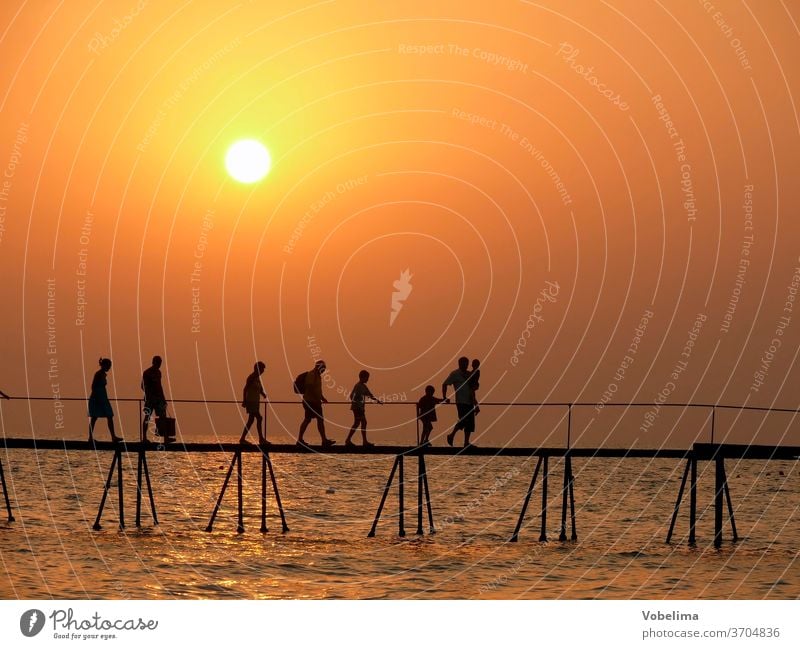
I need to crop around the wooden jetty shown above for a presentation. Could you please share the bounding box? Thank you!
[1,436,797,548]
[1,398,798,547]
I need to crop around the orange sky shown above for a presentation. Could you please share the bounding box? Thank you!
[1,1,799,446]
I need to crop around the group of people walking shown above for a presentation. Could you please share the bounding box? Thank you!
[88,355,169,443]
[87,355,483,448]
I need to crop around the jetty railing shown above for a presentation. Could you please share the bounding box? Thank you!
[1,395,799,547]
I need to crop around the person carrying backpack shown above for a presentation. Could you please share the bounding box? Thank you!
[296,360,336,447]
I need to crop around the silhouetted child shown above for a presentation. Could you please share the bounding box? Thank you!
[469,358,481,415]
[346,370,382,447]
[417,385,444,446]
[88,357,121,443]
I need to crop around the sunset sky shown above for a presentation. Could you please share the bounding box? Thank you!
[1,1,799,447]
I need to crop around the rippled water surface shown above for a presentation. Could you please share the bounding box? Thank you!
[1,449,798,599]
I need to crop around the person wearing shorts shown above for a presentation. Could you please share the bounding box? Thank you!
[442,356,477,448]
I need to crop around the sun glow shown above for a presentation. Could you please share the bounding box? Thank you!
[225,139,271,183]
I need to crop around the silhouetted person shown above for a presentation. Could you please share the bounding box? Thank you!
[345,370,382,447]
[240,361,267,445]
[442,356,477,448]
[297,360,335,447]
[469,358,481,415]
[88,357,121,443]
[141,355,167,443]
[417,385,445,446]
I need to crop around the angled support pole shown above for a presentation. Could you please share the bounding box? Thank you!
[422,454,435,534]
[688,453,697,546]
[236,449,244,534]
[93,447,122,531]
[723,462,738,542]
[205,450,238,532]
[368,455,401,537]
[510,456,542,542]
[714,454,724,548]
[559,453,577,541]
[415,452,435,535]
[263,451,289,533]
[135,447,158,527]
[666,456,691,544]
[0,455,14,522]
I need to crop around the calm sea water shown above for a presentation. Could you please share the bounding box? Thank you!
[0,449,798,599]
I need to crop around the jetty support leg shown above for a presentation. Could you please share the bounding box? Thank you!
[714,454,730,549]
[666,457,691,544]
[368,455,399,537]
[265,453,289,533]
[559,455,569,542]
[422,454,435,533]
[116,449,124,529]
[236,450,244,534]
[142,450,158,524]
[260,454,267,533]
[205,451,237,532]
[723,463,738,542]
[689,455,697,546]
[398,454,406,537]
[510,456,542,542]
[568,455,577,541]
[416,453,423,535]
[93,450,118,531]
[0,457,14,522]
[539,455,549,542]
[136,450,143,527]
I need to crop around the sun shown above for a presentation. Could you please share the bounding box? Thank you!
[225,139,271,183]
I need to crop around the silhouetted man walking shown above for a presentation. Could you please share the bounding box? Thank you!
[142,355,168,442]
[442,356,476,448]
[297,360,336,447]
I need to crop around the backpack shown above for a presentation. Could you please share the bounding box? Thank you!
[293,371,308,394]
